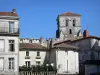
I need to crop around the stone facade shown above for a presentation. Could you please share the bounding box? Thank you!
[56,12,82,40]
[0,9,19,75]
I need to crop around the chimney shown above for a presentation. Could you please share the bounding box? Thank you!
[12,8,16,13]
[83,30,88,37]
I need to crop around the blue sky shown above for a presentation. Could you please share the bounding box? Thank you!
[0,0,100,39]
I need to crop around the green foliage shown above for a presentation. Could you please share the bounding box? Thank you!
[19,65,57,72]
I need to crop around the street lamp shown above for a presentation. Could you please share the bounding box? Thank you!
[46,64,49,71]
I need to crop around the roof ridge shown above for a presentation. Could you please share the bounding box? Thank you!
[59,12,81,16]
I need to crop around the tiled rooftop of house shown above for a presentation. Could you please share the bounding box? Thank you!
[0,12,18,16]
[54,43,79,50]
[20,43,47,50]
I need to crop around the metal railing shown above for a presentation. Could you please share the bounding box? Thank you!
[0,27,19,34]
[19,71,56,75]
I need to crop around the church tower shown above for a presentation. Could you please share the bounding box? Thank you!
[56,12,82,40]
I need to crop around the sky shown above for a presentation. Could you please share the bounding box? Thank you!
[0,0,100,39]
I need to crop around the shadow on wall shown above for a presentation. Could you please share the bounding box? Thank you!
[92,40,100,50]
[43,50,50,65]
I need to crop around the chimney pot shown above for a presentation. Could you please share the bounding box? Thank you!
[83,30,88,37]
[12,9,16,13]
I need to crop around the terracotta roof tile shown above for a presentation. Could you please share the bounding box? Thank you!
[53,43,79,50]
[59,12,81,16]
[20,43,47,50]
[0,12,18,16]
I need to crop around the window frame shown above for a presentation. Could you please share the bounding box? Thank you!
[37,52,40,56]
[73,19,76,26]
[65,20,69,26]
[26,51,29,56]
[25,61,30,67]
[9,22,14,33]
[8,58,14,70]
[69,29,72,34]
[9,40,15,52]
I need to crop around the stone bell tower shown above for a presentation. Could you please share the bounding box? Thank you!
[56,12,82,40]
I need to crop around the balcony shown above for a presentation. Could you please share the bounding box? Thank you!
[0,27,19,36]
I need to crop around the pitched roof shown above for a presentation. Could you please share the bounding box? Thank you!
[70,36,100,43]
[53,43,79,50]
[20,43,47,50]
[54,36,100,45]
[59,12,81,16]
[0,12,18,17]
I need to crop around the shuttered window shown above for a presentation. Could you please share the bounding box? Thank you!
[0,58,4,70]
[0,40,4,52]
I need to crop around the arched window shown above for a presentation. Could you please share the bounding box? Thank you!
[69,29,72,34]
[73,19,76,26]
[66,20,68,26]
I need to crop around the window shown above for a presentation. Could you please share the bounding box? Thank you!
[73,19,76,26]
[25,61,30,67]
[69,29,72,34]
[66,20,68,26]
[36,61,40,65]
[37,52,40,56]
[8,58,14,70]
[9,40,15,52]
[9,22,14,33]
[26,51,29,56]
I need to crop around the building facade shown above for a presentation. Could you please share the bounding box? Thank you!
[1,9,99,75]
[18,12,81,75]
[19,43,49,67]
[50,43,79,74]
[0,9,19,74]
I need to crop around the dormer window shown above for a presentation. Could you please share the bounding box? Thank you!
[73,19,76,26]
[66,20,69,26]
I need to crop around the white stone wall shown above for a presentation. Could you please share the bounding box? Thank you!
[19,38,48,47]
[19,39,40,43]
[0,36,19,73]
[58,16,81,37]
[19,50,49,66]
[72,38,100,62]
[50,49,79,74]
[71,38,100,74]
[72,39,91,63]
